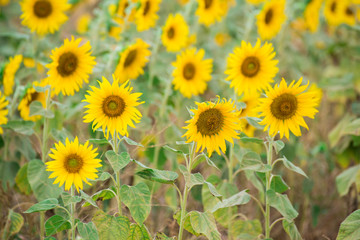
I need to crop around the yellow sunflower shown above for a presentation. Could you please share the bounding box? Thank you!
[172,48,213,98]
[183,98,242,157]
[2,55,23,96]
[109,0,137,39]
[46,137,101,192]
[77,14,91,34]
[239,92,259,118]
[215,33,231,47]
[114,38,151,83]
[246,0,266,5]
[0,0,9,6]
[135,0,161,32]
[240,119,256,137]
[161,14,189,52]
[0,91,9,134]
[225,39,279,96]
[304,0,323,33]
[83,75,144,139]
[256,0,286,40]
[257,78,319,139]
[18,81,47,121]
[20,0,70,35]
[339,0,357,26]
[324,0,342,26]
[196,0,227,26]
[177,0,190,5]
[45,36,96,96]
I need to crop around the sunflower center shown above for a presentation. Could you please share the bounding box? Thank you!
[123,2,129,16]
[167,27,175,39]
[27,92,39,106]
[330,1,336,12]
[241,56,260,77]
[204,0,213,9]
[33,0,52,18]
[64,154,83,173]
[124,50,137,68]
[183,63,196,80]
[57,52,78,77]
[270,93,298,120]
[265,8,273,24]
[102,95,126,117]
[143,1,150,16]
[345,7,354,16]
[196,108,224,136]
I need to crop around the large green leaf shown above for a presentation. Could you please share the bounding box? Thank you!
[280,157,308,178]
[239,151,271,172]
[266,190,298,221]
[2,120,35,135]
[337,209,360,240]
[61,192,82,207]
[211,190,250,213]
[120,183,151,225]
[230,219,262,239]
[256,173,289,194]
[2,210,24,239]
[105,151,131,172]
[0,160,20,191]
[136,168,178,184]
[29,101,54,118]
[336,165,360,196]
[282,220,302,240]
[92,210,130,240]
[173,211,199,236]
[25,198,59,213]
[77,222,99,240]
[15,163,32,195]
[83,188,116,207]
[45,215,71,236]
[273,140,285,154]
[27,160,62,201]
[80,190,99,208]
[190,211,221,240]
[127,223,150,240]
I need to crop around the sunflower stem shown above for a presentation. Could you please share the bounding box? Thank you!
[41,88,51,163]
[70,186,76,240]
[113,134,122,215]
[264,135,274,238]
[40,212,45,240]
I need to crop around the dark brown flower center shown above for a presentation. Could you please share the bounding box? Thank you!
[123,2,129,17]
[33,0,52,18]
[345,7,354,16]
[167,27,175,39]
[241,56,260,77]
[204,0,213,9]
[124,50,137,68]
[270,93,298,120]
[265,8,273,24]
[27,92,39,106]
[330,1,336,12]
[102,95,126,117]
[196,108,224,136]
[143,1,150,16]
[183,63,196,80]
[57,52,78,77]
[64,153,83,173]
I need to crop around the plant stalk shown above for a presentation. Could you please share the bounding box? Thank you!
[70,186,75,240]
[265,136,274,238]
[113,134,122,215]
[178,186,189,240]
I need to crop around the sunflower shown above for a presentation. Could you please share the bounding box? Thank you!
[0,91,9,134]
[239,92,260,118]
[46,137,101,192]
[177,0,190,5]
[257,78,319,139]
[83,75,144,139]
[77,14,91,34]
[0,0,9,6]
[114,39,151,83]
[109,0,137,39]
[172,48,213,98]
[246,0,266,5]
[18,82,47,121]
[304,0,323,32]
[183,98,242,157]
[195,0,227,26]
[20,0,70,35]
[339,0,356,26]
[45,36,96,96]
[324,0,342,26]
[135,0,161,32]
[2,55,23,96]
[225,39,279,96]
[240,119,256,137]
[215,33,231,47]
[256,0,286,40]
[161,14,189,52]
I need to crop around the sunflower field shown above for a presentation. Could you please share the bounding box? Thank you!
[0,0,360,239]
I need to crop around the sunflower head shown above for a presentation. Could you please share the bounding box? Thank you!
[20,0,71,35]
[83,75,144,139]
[135,0,161,31]
[195,0,227,26]
[304,0,322,33]
[183,97,242,156]
[77,14,91,34]
[161,14,189,52]
[3,55,23,96]
[47,137,101,192]
[18,81,47,121]
[257,78,319,139]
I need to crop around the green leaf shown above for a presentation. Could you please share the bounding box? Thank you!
[136,168,178,184]
[25,198,59,213]
[83,188,116,207]
[190,211,221,240]
[122,136,143,147]
[2,210,24,239]
[336,165,360,196]
[95,172,112,182]
[92,210,130,240]
[15,163,32,195]
[256,173,289,194]
[274,140,285,154]
[230,219,262,239]
[27,160,62,201]
[337,209,360,240]
[45,215,71,236]
[0,160,20,191]
[211,190,250,212]
[205,181,222,199]
[33,84,50,92]
[29,101,54,118]
[280,157,308,178]
[61,192,82,207]
[165,187,178,211]
[127,223,150,240]
[173,211,199,236]
[2,120,35,135]
[245,117,264,130]
[77,222,99,240]
[154,232,176,239]
[163,145,183,154]
[80,190,99,208]
[120,183,151,225]
[89,138,109,145]
[266,190,298,221]
[240,151,271,172]
[239,136,264,144]
[105,151,131,172]
[282,220,302,240]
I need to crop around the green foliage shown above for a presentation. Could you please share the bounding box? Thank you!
[127,223,150,240]
[0,160,20,191]
[45,215,71,236]
[24,198,59,213]
[105,151,131,172]
[15,163,32,195]
[190,211,221,240]
[257,173,289,194]
[2,120,35,135]
[29,101,54,118]
[239,151,271,172]
[230,219,262,240]
[77,222,99,240]
[80,190,99,208]
[211,190,250,213]
[337,209,360,240]
[2,210,24,240]
[173,211,200,236]
[83,188,116,207]
[336,164,360,196]
[61,192,82,207]
[136,168,178,184]
[92,210,130,240]
[266,190,298,221]
[279,156,308,178]
[283,220,302,240]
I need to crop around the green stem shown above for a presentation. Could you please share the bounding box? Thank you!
[113,134,122,215]
[70,187,75,240]
[40,212,45,240]
[265,136,274,238]
[178,186,189,240]
[148,29,161,89]
[41,88,51,163]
